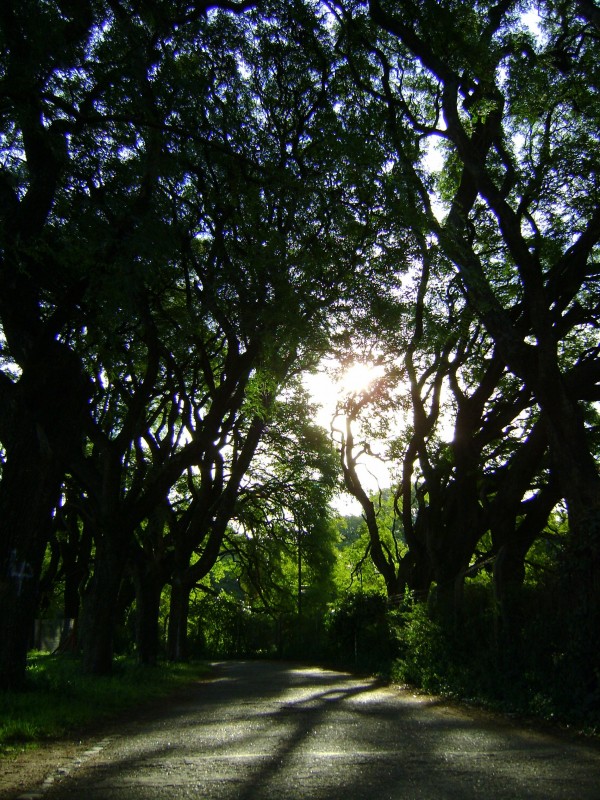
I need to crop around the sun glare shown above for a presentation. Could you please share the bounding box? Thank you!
[338,362,385,395]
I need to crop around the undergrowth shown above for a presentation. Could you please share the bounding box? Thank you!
[325,589,600,735]
[388,598,600,736]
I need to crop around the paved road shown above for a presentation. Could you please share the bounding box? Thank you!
[40,661,600,800]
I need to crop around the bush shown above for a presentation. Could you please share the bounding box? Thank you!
[326,591,396,672]
[390,603,457,693]
[386,580,600,731]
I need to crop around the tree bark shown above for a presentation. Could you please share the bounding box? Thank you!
[0,345,88,688]
[133,559,166,665]
[79,531,128,675]
[0,423,62,688]
[167,576,191,662]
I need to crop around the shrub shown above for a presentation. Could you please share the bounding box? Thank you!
[326,591,396,672]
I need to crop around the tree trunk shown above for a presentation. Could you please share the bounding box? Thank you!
[0,422,62,689]
[427,475,483,624]
[134,561,165,665]
[492,477,558,641]
[167,577,191,662]
[61,498,93,616]
[79,532,127,675]
[538,384,600,671]
[0,342,89,687]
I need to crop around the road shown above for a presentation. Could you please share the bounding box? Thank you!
[30,660,600,799]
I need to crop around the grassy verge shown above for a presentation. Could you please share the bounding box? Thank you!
[0,652,212,755]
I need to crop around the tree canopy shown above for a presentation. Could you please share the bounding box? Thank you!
[1,0,599,717]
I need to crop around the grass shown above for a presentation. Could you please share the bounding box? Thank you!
[0,652,212,755]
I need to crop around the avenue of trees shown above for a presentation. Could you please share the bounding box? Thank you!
[1,0,599,718]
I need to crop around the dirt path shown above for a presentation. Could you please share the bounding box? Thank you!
[2,661,600,799]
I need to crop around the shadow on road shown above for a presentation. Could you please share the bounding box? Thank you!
[43,660,600,800]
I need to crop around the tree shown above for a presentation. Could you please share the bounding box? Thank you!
[326,0,600,693]
[337,387,411,600]
[2,0,409,685]
[167,383,336,655]
[230,383,340,655]
[0,0,97,689]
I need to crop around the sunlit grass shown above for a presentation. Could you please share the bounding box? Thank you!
[0,652,211,755]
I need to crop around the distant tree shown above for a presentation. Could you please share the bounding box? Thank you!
[332,494,395,598]
[337,386,411,600]
[185,383,340,658]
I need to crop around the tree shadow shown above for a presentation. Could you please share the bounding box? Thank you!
[43,660,600,800]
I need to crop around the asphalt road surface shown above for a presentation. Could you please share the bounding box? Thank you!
[35,660,600,800]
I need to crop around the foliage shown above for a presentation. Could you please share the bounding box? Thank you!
[189,588,277,658]
[1,0,600,729]
[389,579,600,731]
[325,591,397,672]
[333,513,388,595]
[391,603,459,695]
